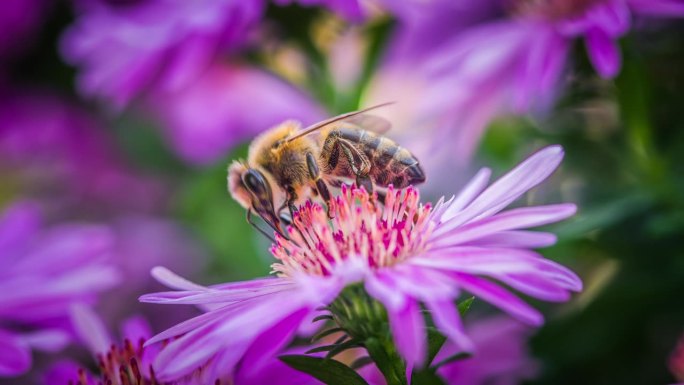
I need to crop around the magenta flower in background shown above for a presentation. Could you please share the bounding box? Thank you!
[44,305,321,385]
[0,90,164,213]
[140,145,581,381]
[410,0,684,163]
[436,316,538,385]
[148,63,324,164]
[0,202,119,377]
[670,331,684,384]
[61,0,264,109]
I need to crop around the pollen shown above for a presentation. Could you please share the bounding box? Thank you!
[270,185,434,277]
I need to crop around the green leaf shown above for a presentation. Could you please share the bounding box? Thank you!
[425,327,447,367]
[279,355,370,385]
[458,297,475,316]
[312,327,344,342]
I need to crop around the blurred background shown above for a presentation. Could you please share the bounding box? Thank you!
[1,0,684,384]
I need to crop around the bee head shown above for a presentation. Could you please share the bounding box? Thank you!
[227,161,283,236]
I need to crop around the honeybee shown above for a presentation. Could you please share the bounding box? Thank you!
[228,103,426,238]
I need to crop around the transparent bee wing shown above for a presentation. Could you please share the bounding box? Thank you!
[286,102,394,142]
[342,113,392,134]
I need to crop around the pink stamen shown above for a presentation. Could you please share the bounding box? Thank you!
[271,186,433,277]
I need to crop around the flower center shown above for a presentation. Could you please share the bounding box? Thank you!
[270,185,433,277]
[510,0,603,20]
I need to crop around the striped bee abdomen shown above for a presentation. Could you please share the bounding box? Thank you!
[323,126,426,189]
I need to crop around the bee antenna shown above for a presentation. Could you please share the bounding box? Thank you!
[286,102,395,143]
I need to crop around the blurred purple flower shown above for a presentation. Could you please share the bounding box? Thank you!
[670,330,684,383]
[0,202,119,377]
[61,0,264,109]
[0,91,165,213]
[436,316,538,385]
[397,0,684,163]
[44,305,319,385]
[148,63,324,165]
[0,0,47,61]
[139,145,580,380]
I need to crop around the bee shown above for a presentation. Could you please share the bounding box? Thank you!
[227,103,426,239]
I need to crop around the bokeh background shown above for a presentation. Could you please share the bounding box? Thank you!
[2,1,684,384]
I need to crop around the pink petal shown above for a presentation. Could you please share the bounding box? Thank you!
[20,329,70,353]
[387,298,426,368]
[70,304,111,355]
[150,266,208,291]
[453,273,544,326]
[440,168,492,222]
[587,1,632,36]
[425,300,474,352]
[0,329,31,376]
[461,230,558,248]
[585,27,621,78]
[433,204,577,244]
[437,146,565,232]
[629,0,684,16]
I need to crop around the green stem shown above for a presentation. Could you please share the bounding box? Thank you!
[364,337,408,385]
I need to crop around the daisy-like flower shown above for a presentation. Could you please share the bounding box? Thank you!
[419,0,684,162]
[45,305,321,385]
[61,0,264,109]
[0,201,119,377]
[141,145,581,381]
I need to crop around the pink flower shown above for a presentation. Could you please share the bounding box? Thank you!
[140,145,581,381]
[436,316,539,385]
[148,63,324,165]
[670,330,684,383]
[412,0,684,163]
[61,0,264,109]
[0,202,119,377]
[0,90,165,212]
[44,305,321,385]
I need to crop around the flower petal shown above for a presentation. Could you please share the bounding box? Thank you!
[433,204,577,244]
[436,145,565,232]
[585,27,621,78]
[425,300,474,352]
[0,329,31,376]
[453,273,544,326]
[70,304,112,355]
[387,298,426,368]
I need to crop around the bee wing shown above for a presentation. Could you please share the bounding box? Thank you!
[286,102,394,143]
[343,113,391,135]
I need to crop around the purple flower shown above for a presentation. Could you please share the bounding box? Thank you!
[670,331,684,383]
[406,0,684,163]
[148,63,324,165]
[140,145,581,381]
[0,90,165,212]
[44,305,320,385]
[436,316,538,385]
[0,202,119,377]
[61,0,264,109]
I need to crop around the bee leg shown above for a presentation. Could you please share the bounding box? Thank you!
[284,185,300,222]
[356,174,374,195]
[246,208,277,243]
[306,152,334,218]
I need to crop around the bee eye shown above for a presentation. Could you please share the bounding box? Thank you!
[242,169,269,196]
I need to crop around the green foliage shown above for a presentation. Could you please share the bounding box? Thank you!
[279,355,370,385]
